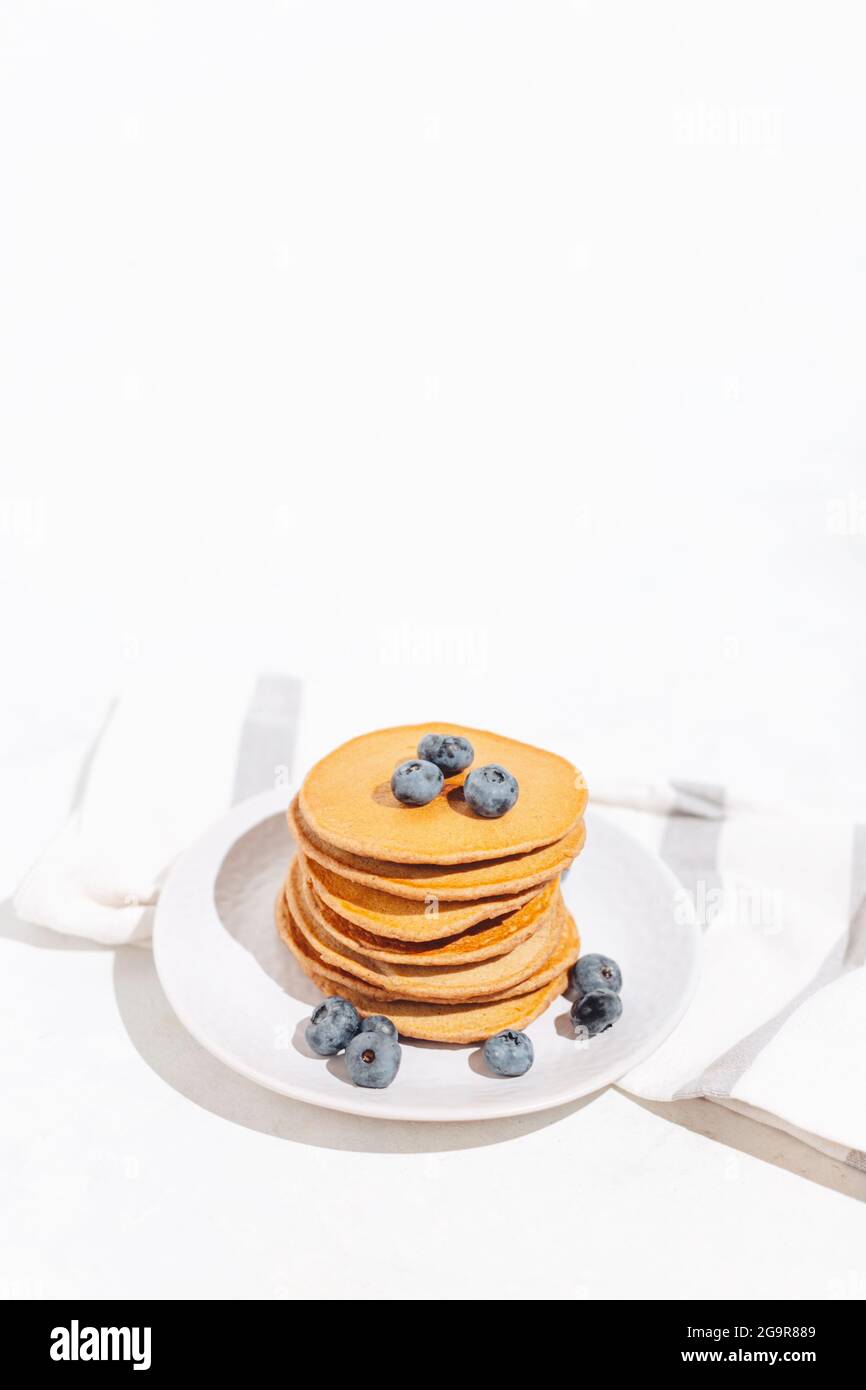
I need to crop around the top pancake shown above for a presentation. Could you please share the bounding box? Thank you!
[299,723,587,864]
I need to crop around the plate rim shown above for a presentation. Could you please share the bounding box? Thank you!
[153,787,701,1123]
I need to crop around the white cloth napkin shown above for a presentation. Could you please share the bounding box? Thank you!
[599,780,866,1170]
[12,673,301,945]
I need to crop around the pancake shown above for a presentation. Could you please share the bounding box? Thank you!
[288,796,586,901]
[299,723,587,864]
[303,862,557,965]
[305,854,541,939]
[287,855,564,1002]
[500,900,580,998]
[274,890,391,1000]
[307,967,571,1044]
[276,891,580,1039]
[298,877,579,1004]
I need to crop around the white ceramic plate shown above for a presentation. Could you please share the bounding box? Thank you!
[153,788,699,1122]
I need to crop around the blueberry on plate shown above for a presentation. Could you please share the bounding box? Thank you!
[482,1029,534,1076]
[305,996,361,1056]
[359,1014,398,1041]
[391,758,444,807]
[570,988,623,1037]
[345,1031,402,1088]
[464,764,519,818]
[572,953,622,998]
[417,733,474,776]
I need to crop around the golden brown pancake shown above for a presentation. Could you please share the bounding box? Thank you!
[502,901,580,998]
[274,889,391,1000]
[308,967,571,1044]
[305,854,541,938]
[288,796,586,902]
[287,855,563,1002]
[299,723,587,864]
[275,889,580,1039]
[302,862,556,965]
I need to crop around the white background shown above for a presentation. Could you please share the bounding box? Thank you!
[2,1,866,1299]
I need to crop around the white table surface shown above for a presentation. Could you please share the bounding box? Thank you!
[3,1,866,1299]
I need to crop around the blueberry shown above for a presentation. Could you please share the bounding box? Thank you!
[572,953,622,997]
[391,759,444,807]
[464,764,519,818]
[570,988,623,1037]
[417,733,474,777]
[359,1014,398,1041]
[345,1031,402,1088]
[482,1029,534,1076]
[305,996,361,1056]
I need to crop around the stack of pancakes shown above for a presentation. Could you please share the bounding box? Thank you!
[277,724,587,1043]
